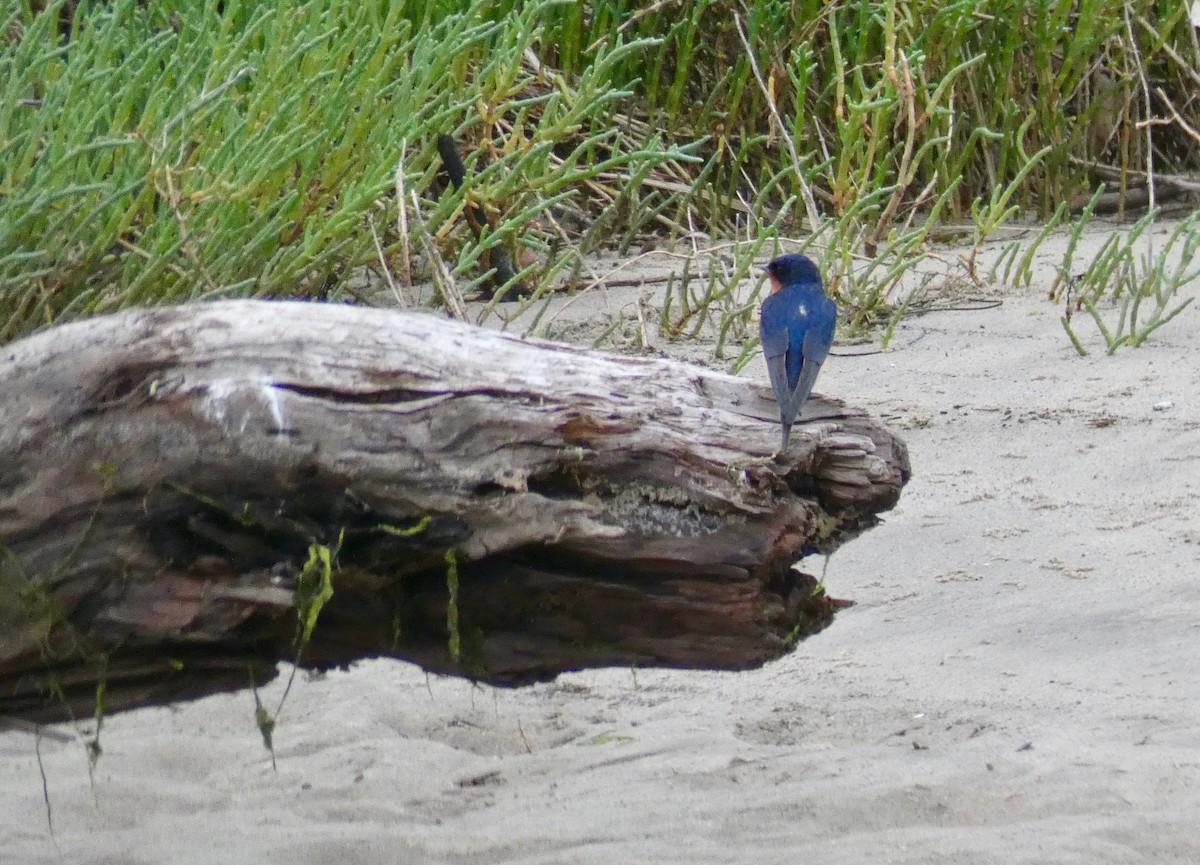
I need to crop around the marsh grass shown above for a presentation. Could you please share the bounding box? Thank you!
[495,0,1200,353]
[1056,209,1200,355]
[3,0,1200,347]
[0,0,696,339]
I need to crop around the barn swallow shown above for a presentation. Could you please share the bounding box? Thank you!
[759,253,837,451]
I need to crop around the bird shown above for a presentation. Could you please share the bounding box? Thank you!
[759,253,837,451]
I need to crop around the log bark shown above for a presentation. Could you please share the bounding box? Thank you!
[0,301,909,720]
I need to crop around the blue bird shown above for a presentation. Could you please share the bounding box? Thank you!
[759,253,837,451]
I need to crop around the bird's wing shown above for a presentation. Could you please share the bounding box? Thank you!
[758,293,790,359]
[788,292,838,418]
[766,352,797,428]
[789,357,823,419]
[801,293,837,364]
[759,294,794,421]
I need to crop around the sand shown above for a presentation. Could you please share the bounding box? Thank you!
[2,222,1199,864]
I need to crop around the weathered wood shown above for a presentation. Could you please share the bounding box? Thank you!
[0,301,909,720]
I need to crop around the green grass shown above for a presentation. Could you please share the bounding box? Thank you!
[2,0,1199,350]
[1057,208,1199,355]
[0,0,695,338]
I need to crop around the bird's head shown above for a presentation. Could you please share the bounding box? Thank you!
[764,253,823,293]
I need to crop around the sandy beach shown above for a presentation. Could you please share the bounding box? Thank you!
[2,223,1199,864]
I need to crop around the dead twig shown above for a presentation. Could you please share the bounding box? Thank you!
[733,11,822,233]
[1124,5,1156,212]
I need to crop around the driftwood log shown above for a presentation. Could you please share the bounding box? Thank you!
[0,301,909,720]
